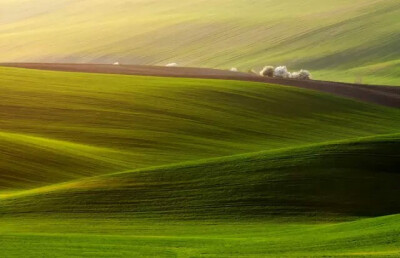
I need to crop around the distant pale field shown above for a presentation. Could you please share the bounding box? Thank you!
[0,0,399,85]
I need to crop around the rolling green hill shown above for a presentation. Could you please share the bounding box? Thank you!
[1,136,400,257]
[2,134,400,219]
[1,67,399,190]
[0,67,399,257]
[1,0,400,85]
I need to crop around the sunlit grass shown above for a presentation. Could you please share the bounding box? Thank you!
[1,0,399,84]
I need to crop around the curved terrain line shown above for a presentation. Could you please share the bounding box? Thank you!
[3,132,398,201]
[1,63,399,108]
[0,130,133,166]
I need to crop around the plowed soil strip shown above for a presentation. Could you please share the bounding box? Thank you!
[2,63,399,108]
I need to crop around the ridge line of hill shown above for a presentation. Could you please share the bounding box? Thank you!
[1,63,399,108]
[2,132,398,201]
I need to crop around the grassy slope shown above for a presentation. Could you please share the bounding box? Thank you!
[1,215,399,257]
[1,136,400,257]
[1,0,399,85]
[0,134,400,257]
[2,134,400,218]
[1,68,399,257]
[1,67,399,190]
[0,131,138,189]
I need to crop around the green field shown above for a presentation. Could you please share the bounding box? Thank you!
[0,67,398,189]
[2,133,400,217]
[0,67,399,256]
[1,0,400,85]
[1,215,399,257]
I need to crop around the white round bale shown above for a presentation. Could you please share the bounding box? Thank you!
[274,66,291,79]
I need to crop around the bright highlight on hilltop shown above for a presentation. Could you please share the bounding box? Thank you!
[1,0,400,85]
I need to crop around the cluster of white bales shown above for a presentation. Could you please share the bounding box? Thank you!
[161,63,311,80]
[113,61,311,80]
[259,66,311,80]
[230,65,311,80]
